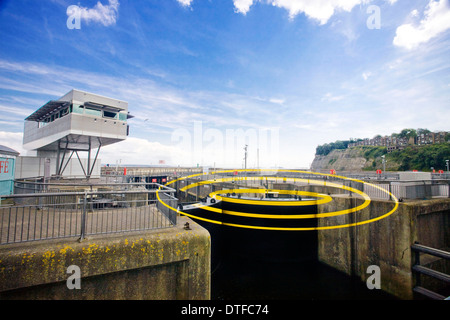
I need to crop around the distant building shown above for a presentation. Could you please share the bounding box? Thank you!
[387,145,399,153]
[348,130,449,152]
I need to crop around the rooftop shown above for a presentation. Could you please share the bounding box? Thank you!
[25,89,133,122]
[0,145,20,156]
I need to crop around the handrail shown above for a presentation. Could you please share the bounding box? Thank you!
[411,243,450,260]
[0,189,178,245]
[2,185,176,199]
[411,243,450,300]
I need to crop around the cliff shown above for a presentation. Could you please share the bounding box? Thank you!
[311,148,367,172]
[311,146,400,172]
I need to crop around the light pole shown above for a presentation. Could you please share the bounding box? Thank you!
[446,160,449,173]
[244,144,248,170]
[381,155,386,173]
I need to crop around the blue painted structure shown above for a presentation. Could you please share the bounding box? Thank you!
[0,145,19,196]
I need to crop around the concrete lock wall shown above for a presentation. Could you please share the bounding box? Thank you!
[317,197,450,299]
[0,216,210,300]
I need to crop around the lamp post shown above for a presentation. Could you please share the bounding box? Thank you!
[244,144,248,170]
[446,160,449,173]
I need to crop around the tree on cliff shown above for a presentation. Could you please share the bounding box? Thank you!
[316,140,350,156]
[389,143,450,171]
[399,128,417,140]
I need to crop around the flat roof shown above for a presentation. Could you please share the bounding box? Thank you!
[25,89,132,122]
[0,145,20,156]
[25,99,133,122]
[25,100,70,122]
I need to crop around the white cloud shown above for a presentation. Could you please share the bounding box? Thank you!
[67,0,120,26]
[231,0,400,24]
[176,0,193,7]
[233,0,255,14]
[232,0,366,24]
[271,0,364,24]
[393,0,450,50]
[101,137,185,166]
[322,92,344,102]
[269,98,285,104]
[0,131,26,156]
[362,71,372,80]
[0,104,33,118]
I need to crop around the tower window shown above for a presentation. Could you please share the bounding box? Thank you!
[103,111,117,119]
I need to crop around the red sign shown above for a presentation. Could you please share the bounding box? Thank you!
[376,169,382,174]
[234,171,238,175]
[123,167,127,175]
[162,178,167,183]
[0,160,9,174]
[152,178,157,183]
[330,169,336,175]
[438,170,444,174]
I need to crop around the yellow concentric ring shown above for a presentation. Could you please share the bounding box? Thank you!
[156,169,399,231]
[212,189,333,206]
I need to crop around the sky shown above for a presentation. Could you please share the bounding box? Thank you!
[0,0,449,169]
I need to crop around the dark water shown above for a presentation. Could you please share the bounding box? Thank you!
[211,256,397,300]
[201,223,397,300]
[185,200,397,300]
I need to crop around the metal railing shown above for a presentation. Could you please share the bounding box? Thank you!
[361,180,450,200]
[13,179,172,194]
[411,243,450,300]
[156,191,178,226]
[0,187,178,245]
[183,172,450,201]
[101,166,202,177]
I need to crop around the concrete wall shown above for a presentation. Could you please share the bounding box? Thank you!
[0,216,210,300]
[317,197,450,299]
[15,156,101,179]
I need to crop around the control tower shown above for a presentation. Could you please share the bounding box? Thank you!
[23,89,133,179]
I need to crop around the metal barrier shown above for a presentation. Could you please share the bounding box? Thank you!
[179,172,450,201]
[0,187,178,245]
[411,243,450,300]
[363,180,450,200]
[13,179,171,193]
[156,191,178,226]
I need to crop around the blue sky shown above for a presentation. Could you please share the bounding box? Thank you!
[0,0,449,168]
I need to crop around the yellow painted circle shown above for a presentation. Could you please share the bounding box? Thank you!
[156,169,399,231]
[212,189,333,206]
